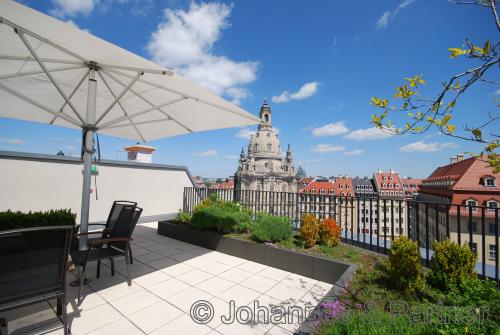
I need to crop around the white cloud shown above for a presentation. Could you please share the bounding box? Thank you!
[147,2,258,103]
[377,12,391,29]
[65,19,90,33]
[235,127,255,140]
[377,0,416,29]
[345,149,363,156]
[225,87,250,105]
[223,155,239,160]
[311,144,345,153]
[344,127,392,141]
[494,88,500,95]
[312,121,349,137]
[193,149,218,157]
[50,0,96,17]
[272,82,320,103]
[0,138,24,145]
[399,141,459,152]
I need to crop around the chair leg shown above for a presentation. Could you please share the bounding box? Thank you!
[124,252,132,286]
[77,266,86,306]
[62,294,69,335]
[129,246,133,264]
[96,260,101,279]
[110,258,115,276]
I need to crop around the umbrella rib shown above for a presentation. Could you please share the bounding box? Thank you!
[96,71,146,142]
[0,81,81,127]
[17,31,85,125]
[97,97,188,129]
[1,17,88,63]
[105,68,260,123]
[94,71,143,126]
[0,54,85,66]
[98,63,173,76]
[50,69,90,125]
[102,118,172,130]
[101,69,193,132]
[0,65,85,80]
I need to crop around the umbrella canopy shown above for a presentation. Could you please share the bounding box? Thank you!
[0,0,259,246]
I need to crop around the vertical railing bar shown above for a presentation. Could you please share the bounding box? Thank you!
[390,199,394,242]
[481,206,486,278]
[425,204,430,267]
[457,205,461,245]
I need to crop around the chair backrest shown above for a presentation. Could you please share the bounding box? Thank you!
[106,201,137,230]
[108,206,142,252]
[0,226,73,307]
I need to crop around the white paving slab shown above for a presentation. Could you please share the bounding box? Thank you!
[5,222,338,335]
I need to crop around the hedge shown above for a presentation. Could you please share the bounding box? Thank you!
[0,209,76,231]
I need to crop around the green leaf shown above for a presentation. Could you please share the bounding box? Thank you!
[442,115,452,125]
[448,48,464,58]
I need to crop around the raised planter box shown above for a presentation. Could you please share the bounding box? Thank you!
[157,220,357,285]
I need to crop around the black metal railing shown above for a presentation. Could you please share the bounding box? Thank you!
[183,187,499,285]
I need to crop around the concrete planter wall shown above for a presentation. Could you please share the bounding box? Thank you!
[157,221,357,285]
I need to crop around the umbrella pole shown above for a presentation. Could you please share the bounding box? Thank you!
[79,66,97,250]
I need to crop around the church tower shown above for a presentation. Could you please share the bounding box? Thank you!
[235,100,297,197]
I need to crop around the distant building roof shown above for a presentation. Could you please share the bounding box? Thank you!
[211,179,234,190]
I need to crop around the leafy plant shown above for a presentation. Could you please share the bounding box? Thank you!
[370,1,500,172]
[319,217,341,247]
[300,214,320,248]
[315,308,433,335]
[0,209,76,231]
[428,240,477,291]
[387,236,425,295]
[190,205,251,234]
[250,213,293,243]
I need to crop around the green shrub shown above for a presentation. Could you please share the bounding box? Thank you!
[190,206,251,234]
[0,209,76,231]
[387,236,425,295]
[300,214,320,248]
[177,210,191,223]
[250,213,293,243]
[428,240,477,291]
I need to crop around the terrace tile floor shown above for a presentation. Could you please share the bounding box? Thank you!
[2,222,337,335]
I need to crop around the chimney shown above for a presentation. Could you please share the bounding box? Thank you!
[450,156,458,164]
[124,144,156,163]
[390,169,395,174]
[377,169,382,174]
[456,154,464,162]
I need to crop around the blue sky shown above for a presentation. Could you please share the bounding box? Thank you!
[1,0,497,178]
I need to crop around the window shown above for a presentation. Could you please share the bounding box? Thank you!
[489,245,497,261]
[467,242,478,253]
[320,189,326,194]
[267,143,272,150]
[311,189,317,194]
[485,178,495,187]
[267,132,270,137]
[340,184,344,189]
[390,176,393,181]
[382,176,387,181]
[489,223,498,234]
[389,184,393,189]
[468,222,477,232]
[382,183,387,188]
[466,200,477,211]
[487,201,498,212]
[328,189,335,195]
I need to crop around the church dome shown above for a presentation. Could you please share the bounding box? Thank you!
[249,128,281,159]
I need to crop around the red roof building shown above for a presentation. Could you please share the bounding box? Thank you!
[301,176,353,197]
[211,179,235,190]
[373,169,405,199]
[402,177,422,198]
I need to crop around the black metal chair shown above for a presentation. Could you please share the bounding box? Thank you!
[0,226,73,335]
[75,200,137,263]
[71,205,142,305]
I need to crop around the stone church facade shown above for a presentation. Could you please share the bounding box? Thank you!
[234,100,298,195]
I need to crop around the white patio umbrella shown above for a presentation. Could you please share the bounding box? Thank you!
[0,0,259,248]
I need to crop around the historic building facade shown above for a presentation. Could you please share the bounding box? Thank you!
[234,100,298,196]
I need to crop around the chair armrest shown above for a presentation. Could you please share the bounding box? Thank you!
[88,237,130,247]
[74,231,104,237]
[75,223,106,232]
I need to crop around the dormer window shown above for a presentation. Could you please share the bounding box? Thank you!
[485,178,495,187]
[320,189,326,194]
[382,183,387,188]
[328,189,335,195]
[382,176,387,181]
